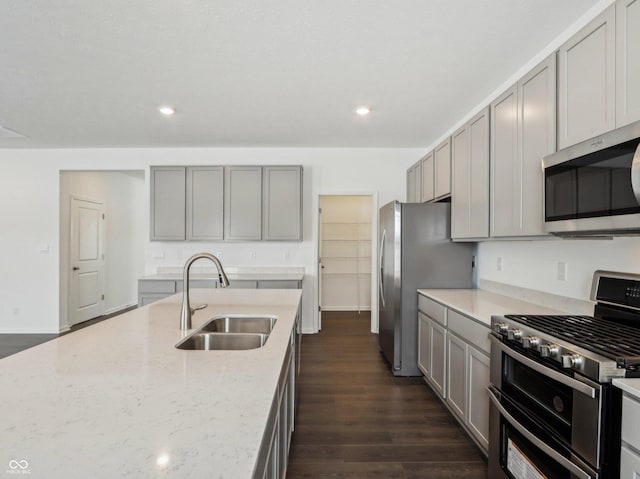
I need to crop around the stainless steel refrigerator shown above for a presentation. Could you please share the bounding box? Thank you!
[378,201,474,376]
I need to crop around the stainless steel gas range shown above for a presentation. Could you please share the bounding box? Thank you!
[489,271,640,479]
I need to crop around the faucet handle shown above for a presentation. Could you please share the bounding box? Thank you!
[191,304,208,314]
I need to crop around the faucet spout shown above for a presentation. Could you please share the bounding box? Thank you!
[180,253,230,330]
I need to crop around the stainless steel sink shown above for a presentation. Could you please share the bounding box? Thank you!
[176,332,269,350]
[199,316,277,334]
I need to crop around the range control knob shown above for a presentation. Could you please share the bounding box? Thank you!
[561,354,583,368]
[522,336,540,349]
[540,343,560,358]
[493,323,508,334]
[507,329,523,341]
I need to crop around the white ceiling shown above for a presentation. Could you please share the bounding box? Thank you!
[0,0,601,148]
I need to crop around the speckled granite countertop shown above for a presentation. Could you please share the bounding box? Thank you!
[0,289,302,478]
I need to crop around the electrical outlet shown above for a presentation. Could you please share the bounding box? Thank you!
[216,252,223,259]
[284,251,291,261]
[497,257,503,272]
[251,251,256,260]
[557,262,568,281]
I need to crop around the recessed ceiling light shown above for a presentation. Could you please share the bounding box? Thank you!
[158,106,175,116]
[355,106,371,116]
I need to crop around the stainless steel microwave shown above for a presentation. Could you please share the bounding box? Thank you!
[543,119,640,236]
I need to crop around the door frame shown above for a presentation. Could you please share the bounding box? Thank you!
[315,191,379,334]
[68,195,106,328]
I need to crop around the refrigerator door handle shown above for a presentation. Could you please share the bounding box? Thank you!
[379,229,386,308]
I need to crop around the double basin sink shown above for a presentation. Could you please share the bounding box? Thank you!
[176,315,277,350]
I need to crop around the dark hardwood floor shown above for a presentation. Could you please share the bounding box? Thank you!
[0,306,136,360]
[287,311,487,479]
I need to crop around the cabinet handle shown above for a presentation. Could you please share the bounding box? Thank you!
[72,266,80,271]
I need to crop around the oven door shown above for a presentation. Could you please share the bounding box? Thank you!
[489,336,602,479]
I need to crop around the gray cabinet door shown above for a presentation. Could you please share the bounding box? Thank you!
[616,0,640,127]
[430,320,446,399]
[186,166,224,240]
[452,108,489,239]
[558,5,615,149]
[224,166,262,240]
[420,152,435,202]
[451,124,469,238]
[467,345,490,453]
[491,56,555,238]
[468,108,490,238]
[406,162,420,203]
[519,55,556,236]
[417,312,431,377]
[490,86,519,238]
[262,166,302,241]
[434,137,452,199]
[150,166,186,240]
[446,332,467,421]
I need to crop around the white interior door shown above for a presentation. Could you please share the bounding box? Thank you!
[69,197,105,326]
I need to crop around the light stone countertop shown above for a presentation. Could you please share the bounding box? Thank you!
[613,378,640,398]
[417,289,565,327]
[0,288,302,478]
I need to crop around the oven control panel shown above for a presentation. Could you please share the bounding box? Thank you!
[492,321,593,377]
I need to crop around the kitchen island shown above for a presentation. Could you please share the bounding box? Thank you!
[0,288,302,478]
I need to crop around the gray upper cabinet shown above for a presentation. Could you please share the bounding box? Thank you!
[452,108,490,240]
[490,55,556,237]
[490,86,518,238]
[434,137,452,199]
[186,166,224,241]
[150,167,186,240]
[262,166,302,241]
[224,166,263,241]
[420,152,435,203]
[406,161,422,203]
[616,0,640,127]
[519,56,556,235]
[558,5,615,149]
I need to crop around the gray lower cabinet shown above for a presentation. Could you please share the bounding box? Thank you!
[558,4,615,149]
[263,166,302,241]
[150,167,186,240]
[621,394,640,478]
[451,108,490,240]
[446,332,466,421]
[616,0,640,127]
[417,293,490,455]
[186,166,224,240]
[490,54,555,238]
[254,316,299,479]
[225,166,263,241]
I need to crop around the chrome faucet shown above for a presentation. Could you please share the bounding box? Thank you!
[180,252,230,330]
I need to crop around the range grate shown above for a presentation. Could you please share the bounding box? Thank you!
[504,314,640,361]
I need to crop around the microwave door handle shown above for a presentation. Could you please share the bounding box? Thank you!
[489,335,597,399]
[631,143,640,205]
[488,386,595,479]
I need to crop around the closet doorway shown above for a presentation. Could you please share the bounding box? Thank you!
[318,195,374,329]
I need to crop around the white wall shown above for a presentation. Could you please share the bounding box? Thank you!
[478,238,640,301]
[0,148,419,333]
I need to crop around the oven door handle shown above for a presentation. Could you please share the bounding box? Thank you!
[488,386,596,479]
[490,335,597,399]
